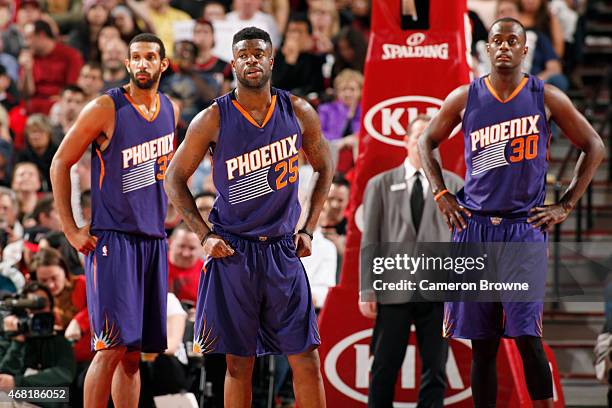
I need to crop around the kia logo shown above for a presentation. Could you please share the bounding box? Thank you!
[324,329,473,407]
[406,33,426,46]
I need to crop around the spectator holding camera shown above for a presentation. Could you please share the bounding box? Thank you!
[30,248,91,363]
[0,281,76,392]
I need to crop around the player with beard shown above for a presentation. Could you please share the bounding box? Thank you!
[50,33,179,408]
[165,27,333,407]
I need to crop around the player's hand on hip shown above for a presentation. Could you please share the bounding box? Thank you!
[358,301,377,319]
[294,232,312,257]
[436,193,471,232]
[204,235,234,258]
[66,225,97,255]
[528,204,571,230]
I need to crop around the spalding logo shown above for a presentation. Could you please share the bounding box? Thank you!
[324,329,473,407]
[382,33,449,60]
[363,95,445,147]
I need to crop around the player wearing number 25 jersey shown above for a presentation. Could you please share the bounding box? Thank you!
[192,87,321,356]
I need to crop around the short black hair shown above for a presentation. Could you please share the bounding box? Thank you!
[31,194,54,223]
[288,12,312,35]
[332,173,350,189]
[22,281,55,310]
[62,84,85,96]
[232,27,272,47]
[175,40,198,57]
[129,33,166,59]
[33,19,54,39]
[488,17,526,41]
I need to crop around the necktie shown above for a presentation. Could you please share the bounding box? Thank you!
[411,171,424,233]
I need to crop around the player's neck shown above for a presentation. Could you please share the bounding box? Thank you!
[126,84,158,109]
[235,84,272,110]
[488,70,525,98]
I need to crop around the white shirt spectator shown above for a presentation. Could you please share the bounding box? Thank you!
[167,292,188,365]
[301,229,337,309]
[212,11,281,62]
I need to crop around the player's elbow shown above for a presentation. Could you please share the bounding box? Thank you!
[163,165,182,196]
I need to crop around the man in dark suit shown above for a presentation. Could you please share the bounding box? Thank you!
[359,115,463,408]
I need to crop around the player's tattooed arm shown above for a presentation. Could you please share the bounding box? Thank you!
[164,104,234,258]
[528,85,605,229]
[418,85,471,232]
[51,95,115,253]
[292,95,333,256]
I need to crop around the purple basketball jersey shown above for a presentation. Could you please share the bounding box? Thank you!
[456,75,551,216]
[209,88,302,237]
[90,88,175,238]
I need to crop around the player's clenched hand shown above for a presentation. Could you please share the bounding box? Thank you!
[204,235,234,258]
[358,301,377,319]
[66,225,97,254]
[435,193,471,232]
[527,203,571,230]
[294,232,312,257]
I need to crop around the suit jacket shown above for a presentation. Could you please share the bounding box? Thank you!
[360,165,464,304]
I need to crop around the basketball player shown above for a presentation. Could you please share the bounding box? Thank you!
[418,18,604,407]
[50,34,179,408]
[164,27,333,407]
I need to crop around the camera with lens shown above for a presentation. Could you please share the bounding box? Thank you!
[0,294,55,338]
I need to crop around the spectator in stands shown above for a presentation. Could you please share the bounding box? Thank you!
[0,137,11,188]
[110,4,150,44]
[162,40,217,123]
[168,223,204,305]
[301,226,337,309]
[30,248,87,341]
[96,25,122,62]
[0,281,76,392]
[11,162,42,219]
[100,37,129,90]
[496,0,569,92]
[80,190,91,225]
[15,114,58,190]
[272,13,325,96]
[77,62,105,103]
[170,0,206,19]
[193,18,233,95]
[129,0,191,58]
[18,19,83,115]
[24,194,62,246]
[308,0,339,55]
[39,231,84,276]
[332,26,367,79]
[50,85,86,142]
[263,0,290,34]
[202,0,226,21]
[0,187,24,246]
[348,0,370,37]
[67,0,111,62]
[139,292,189,406]
[194,191,215,226]
[0,37,18,83]
[319,174,350,277]
[3,0,39,58]
[225,0,281,50]
[70,151,92,229]
[318,69,362,172]
[518,0,565,58]
[0,228,24,295]
[0,64,21,113]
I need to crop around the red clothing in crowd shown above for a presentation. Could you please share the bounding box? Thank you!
[28,42,83,114]
[55,275,93,362]
[168,258,204,304]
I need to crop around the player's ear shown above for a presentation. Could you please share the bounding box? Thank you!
[124,58,130,72]
[160,57,170,73]
[523,45,528,56]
